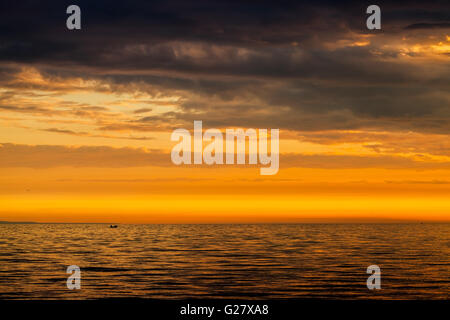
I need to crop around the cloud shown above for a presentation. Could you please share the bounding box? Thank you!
[281,153,450,170]
[41,128,154,141]
[0,0,448,139]
[0,143,168,168]
[385,180,450,184]
[133,108,152,114]
[405,23,450,30]
[291,130,450,156]
[1,143,450,170]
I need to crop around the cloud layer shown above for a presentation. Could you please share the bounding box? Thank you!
[0,0,448,137]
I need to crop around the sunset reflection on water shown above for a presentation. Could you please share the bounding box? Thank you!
[0,223,449,299]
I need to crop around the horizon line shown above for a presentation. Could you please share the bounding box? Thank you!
[1,220,449,225]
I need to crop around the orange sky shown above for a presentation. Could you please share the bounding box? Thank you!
[0,12,449,223]
[1,161,449,223]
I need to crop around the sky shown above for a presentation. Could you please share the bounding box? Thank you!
[0,0,449,223]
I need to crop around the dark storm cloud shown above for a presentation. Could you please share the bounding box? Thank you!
[1,0,446,65]
[0,0,449,133]
[0,0,358,51]
[405,22,450,29]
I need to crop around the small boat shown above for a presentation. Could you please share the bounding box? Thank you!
[109,225,118,228]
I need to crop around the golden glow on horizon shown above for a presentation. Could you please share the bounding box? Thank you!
[0,165,449,223]
[1,193,449,223]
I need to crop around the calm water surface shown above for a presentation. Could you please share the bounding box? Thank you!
[0,223,449,299]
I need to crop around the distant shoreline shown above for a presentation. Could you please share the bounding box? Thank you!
[0,221,38,224]
[0,221,112,225]
[1,221,449,225]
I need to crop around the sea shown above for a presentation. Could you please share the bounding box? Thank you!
[0,223,448,299]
